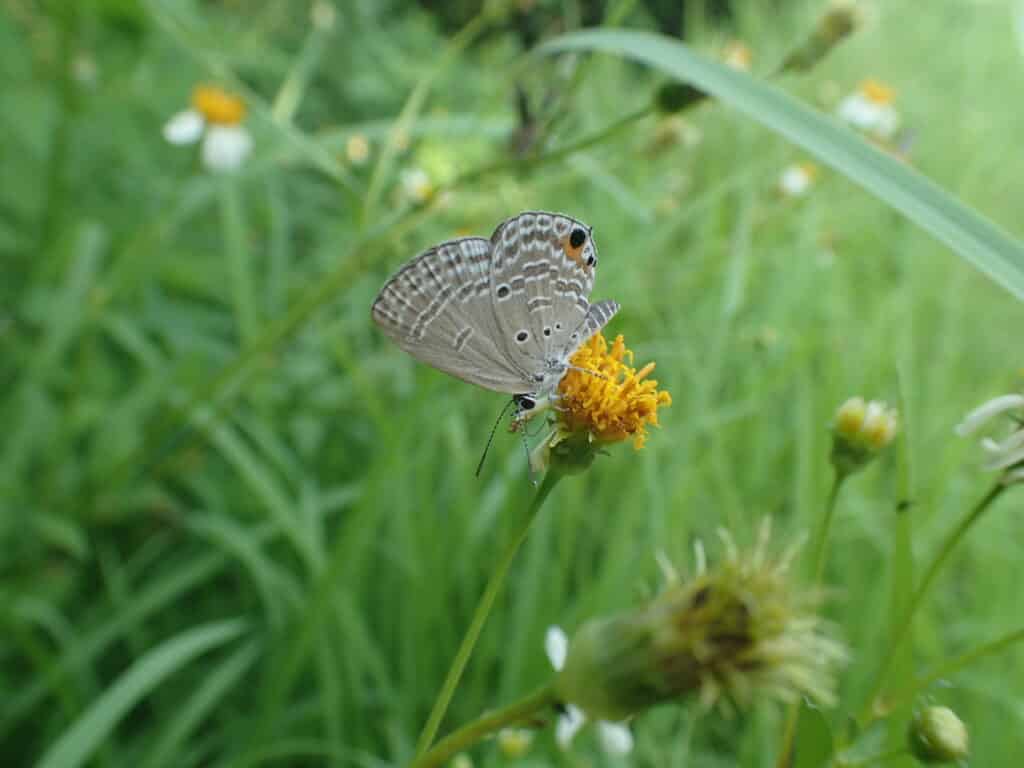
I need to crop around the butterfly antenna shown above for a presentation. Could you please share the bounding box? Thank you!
[476,398,517,478]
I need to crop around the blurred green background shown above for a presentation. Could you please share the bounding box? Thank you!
[4,0,1024,765]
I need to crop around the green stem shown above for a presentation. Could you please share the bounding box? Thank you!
[412,685,557,768]
[811,471,848,583]
[833,745,908,767]
[450,105,652,191]
[776,470,848,768]
[860,481,1006,721]
[414,470,564,757]
[875,626,1024,719]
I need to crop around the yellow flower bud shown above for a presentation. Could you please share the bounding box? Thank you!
[496,728,533,758]
[831,397,898,475]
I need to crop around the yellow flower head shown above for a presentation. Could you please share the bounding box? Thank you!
[859,78,895,106]
[558,333,671,449]
[191,84,246,126]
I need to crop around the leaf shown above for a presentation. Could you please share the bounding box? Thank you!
[37,619,247,768]
[539,29,1024,301]
[792,703,834,768]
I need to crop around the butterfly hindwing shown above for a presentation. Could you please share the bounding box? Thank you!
[488,212,598,370]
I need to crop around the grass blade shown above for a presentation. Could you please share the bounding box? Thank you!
[539,29,1024,300]
[37,619,247,768]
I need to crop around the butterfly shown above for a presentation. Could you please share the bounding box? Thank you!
[371,211,619,415]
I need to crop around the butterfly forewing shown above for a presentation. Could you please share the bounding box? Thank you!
[371,237,531,393]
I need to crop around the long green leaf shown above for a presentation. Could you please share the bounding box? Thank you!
[37,619,247,768]
[539,29,1024,300]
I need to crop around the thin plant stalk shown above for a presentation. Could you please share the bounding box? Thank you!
[413,684,557,768]
[874,626,1024,720]
[776,469,848,768]
[414,470,564,757]
[811,470,848,583]
[860,481,1006,721]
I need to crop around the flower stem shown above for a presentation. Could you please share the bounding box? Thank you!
[414,470,564,757]
[412,684,558,768]
[811,470,848,583]
[776,470,848,768]
[859,480,1006,722]
[833,744,908,766]
[874,625,1024,719]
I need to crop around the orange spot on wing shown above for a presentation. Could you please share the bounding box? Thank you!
[560,235,587,268]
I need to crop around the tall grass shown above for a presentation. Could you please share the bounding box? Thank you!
[2,0,1024,766]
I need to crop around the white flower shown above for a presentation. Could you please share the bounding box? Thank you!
[837,79,899,139]
[545,626,633,755]
[956,394,1024,480]
[400,167,434,204]
[779,162,818,197]
[164,85,253,173]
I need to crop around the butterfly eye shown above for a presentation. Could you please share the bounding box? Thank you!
[569,228,586,248]
[586,253,596,267]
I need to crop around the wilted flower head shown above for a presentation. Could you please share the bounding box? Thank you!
[529,333,671,474]
[551,521,846,722]
[955,393,1024,483]
[837,79,899,139]
[544,627,633,754]
[778,162,819,197]
[908,706,969,764]
[164,85,253,172]
[831,396,899,475]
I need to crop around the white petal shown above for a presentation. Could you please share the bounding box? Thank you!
[985,441,1024,471]
[545,625,568,671]
[955,395,1024,436]
[555,705,586,749]
[872,106,900,139]
[837,94,875,128]
[201,125,253,172]
[597,721,634,755]
[163,109,204,145]
[780,167,810,196]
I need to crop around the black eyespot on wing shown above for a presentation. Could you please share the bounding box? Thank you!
[543,327,552,337]
[569,228,586,249]
[555,322,563,331]
[496,284,510,299]
[516,330,529,343]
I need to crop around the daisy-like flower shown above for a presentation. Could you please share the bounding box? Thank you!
[778,162,819,197]
[552,520,846,721]
[559,333,671,449]
[528,333,671,474]
[400,167,434,205]
[723,40,752,71]
[164,84,253,172]
[545,627,633,755]
[837,79,899,139]
[831,396,898,475]
[955,393,1024,482]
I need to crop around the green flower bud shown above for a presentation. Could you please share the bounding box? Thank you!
[831,397,898,475]
[496,728,533,758]
[780,0,862,73]
[908,706,969,764]
[553,522,846,721]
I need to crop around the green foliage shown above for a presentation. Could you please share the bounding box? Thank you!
[3,0,1024,765]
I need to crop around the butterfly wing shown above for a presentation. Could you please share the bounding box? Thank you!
[487,211,599,367]
[371,237,532,393]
